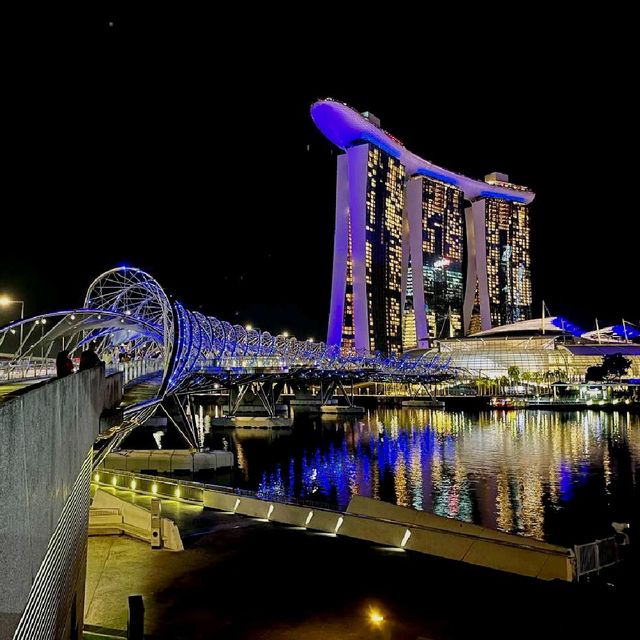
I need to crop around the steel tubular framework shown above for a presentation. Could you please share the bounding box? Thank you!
[0,267,452,422]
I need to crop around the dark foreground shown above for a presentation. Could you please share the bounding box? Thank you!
[86,499,637,640]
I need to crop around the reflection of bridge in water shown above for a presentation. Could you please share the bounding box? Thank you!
[0,267,452,452]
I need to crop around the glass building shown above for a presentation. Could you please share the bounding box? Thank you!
[327,138,404,356]
[418,175,464,339]
[313,100,535,353]
[363,145,405,354]
[464,173,533,333]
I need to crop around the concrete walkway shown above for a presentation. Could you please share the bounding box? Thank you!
[85,500,636,640]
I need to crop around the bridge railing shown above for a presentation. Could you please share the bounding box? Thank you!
[0,359,57,382]
[106,359,164,385]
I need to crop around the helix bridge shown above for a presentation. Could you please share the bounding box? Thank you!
[0,267,452,451]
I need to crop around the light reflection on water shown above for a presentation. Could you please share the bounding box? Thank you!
[222,409,640,545]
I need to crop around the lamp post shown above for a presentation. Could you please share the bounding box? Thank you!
[0,296,25,358]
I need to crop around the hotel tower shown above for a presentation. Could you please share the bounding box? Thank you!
[311,99,535,354]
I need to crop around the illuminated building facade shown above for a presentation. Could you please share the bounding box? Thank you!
[326,136,405,355]
[405,174,465,344]
[464,172,532,332]
[312,99,535,354]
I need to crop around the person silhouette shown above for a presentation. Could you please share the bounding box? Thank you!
[56,350,74,377]
[79,341,102,371]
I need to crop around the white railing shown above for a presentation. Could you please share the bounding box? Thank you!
[107,359,164,384]
[574,537,618,580]
[0,360,56,382]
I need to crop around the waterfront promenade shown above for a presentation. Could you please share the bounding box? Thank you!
[86,489,636,639]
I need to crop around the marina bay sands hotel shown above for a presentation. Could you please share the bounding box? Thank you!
[311,98,535,356]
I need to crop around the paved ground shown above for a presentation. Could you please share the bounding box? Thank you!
[85,496,638,640]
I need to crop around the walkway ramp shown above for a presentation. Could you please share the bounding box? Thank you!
[346,496,573,581]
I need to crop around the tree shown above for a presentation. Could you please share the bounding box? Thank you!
[585,366,605,382]
[601,353,632,381]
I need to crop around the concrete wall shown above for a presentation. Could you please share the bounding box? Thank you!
[200,488,573,582]
[0,368,121,640]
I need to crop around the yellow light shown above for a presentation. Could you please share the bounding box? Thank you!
[151,483,158,494]
[369,610,384,625]
[175,487,181,498]
[93,472,100,482]
[282,331,289,337]
[130,479,137,490]
[111,476,117,486]
[245,324,252,331]
[0,295,10,306]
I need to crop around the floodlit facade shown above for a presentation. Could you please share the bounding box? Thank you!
[407,317,640,380]
[464,172,533,332]
[312,99,535,355]
[406,174,465,342]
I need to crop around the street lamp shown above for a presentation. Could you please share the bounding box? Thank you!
[0,296,25,358]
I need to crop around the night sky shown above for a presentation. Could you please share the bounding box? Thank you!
[2,11,638,340]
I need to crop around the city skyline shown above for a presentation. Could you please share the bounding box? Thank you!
[1,12,638,341]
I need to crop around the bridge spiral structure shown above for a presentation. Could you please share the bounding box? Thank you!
[0,267,452,447]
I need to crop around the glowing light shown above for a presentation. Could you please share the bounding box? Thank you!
[175,487,181,498]
[245,324,253,331]
[10,329,15,334]
[93,472,100,482]
[233,498,241,512]
[369,610,384,625]
[70,314,76,320]
[282,331,289,337]
[124,309,131,316]
[111,476,117,486]
[130,479,137,490]
[41,318,47,325]
[480,190,527,203]
[267,504,274,519]
[151,483,158,494]
[434,258,450,268]
[400,529,411,548]
[0,295,10,306]
[305,510,314,526]
[335,516,344,533]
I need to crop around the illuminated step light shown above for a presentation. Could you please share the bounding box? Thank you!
[335,516,344,534]
[151,483,158,495]
[267,504,274,519]
[400,529,411,548]
[305,510,314,526]
[130,479,137,490]
[111,476,118,486]
[175,487,181,499]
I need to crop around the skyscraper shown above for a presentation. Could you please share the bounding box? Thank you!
[405,173,465,345]
[327,140,405,356]
[463,172,533,332]
[312,99,535,354]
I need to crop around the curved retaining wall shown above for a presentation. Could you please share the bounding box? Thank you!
[0,368,122,639]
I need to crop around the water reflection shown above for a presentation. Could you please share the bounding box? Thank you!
[220,409,640,545]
